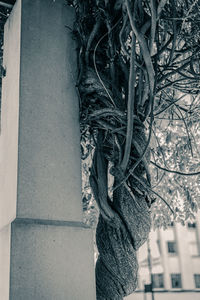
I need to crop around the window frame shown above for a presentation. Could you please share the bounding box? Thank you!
[171,273,182,289]
[152,273,164,289]
[194,274,200,289]
[167,241,177,254]
[187,222,197,229]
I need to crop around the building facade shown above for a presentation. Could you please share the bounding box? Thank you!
[125,211,200,300]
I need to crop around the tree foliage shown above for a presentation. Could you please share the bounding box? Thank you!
[151,93,200,228]
[0,3,10,111]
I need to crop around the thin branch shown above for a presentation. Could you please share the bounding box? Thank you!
[93,19,121,107]
[151,161,200,176]
[158,57,198,84]
[151,168,166,189]
[119,14,130,57]
[121,34,136,172]
[114,134,122,164]
[151,149,159,180]
[172,102,193,157]
[85,19,101,65]
[106,16,116,86]
[151,126,167,166]
[154,94,185,116]
[0,10,7,17]
[150,0,157,56]
[181,0,199,31]
[167,0,177,65]
[132,174,174,214]
[0,1,13,9]
[125,0,155,94]
[157,0,168,17]
[154,35,173,58]
[157,76,196,93]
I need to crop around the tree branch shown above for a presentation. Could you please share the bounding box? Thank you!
[150,0,157,56]
[121,34,136,172]
[132,173,174,214]
[0,1,13,9]
[125,0,155,94]
[151,161,200,176]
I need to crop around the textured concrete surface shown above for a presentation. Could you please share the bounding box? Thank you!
[0,0,21,229]
[0,225,11,300]
[17,0,82,222]
[9,220,96,300]
[0,0,83,225]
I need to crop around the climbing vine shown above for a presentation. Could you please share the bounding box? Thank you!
[68,1,200,299]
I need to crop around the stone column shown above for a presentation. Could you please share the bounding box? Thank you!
[0,0,96,299]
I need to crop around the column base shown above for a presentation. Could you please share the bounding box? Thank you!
[1,219,96,300]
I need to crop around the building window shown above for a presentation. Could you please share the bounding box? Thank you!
[167,241,177,254]
[152,273,164,288]
[194,274,200,288]
[171,274,182,288]
[188,222,196,229]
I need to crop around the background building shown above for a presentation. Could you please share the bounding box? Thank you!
[125,211,200,300]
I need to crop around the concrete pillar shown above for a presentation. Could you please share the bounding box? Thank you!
[0,0,96,299]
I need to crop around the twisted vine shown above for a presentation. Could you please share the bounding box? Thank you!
[68,0,200,299]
